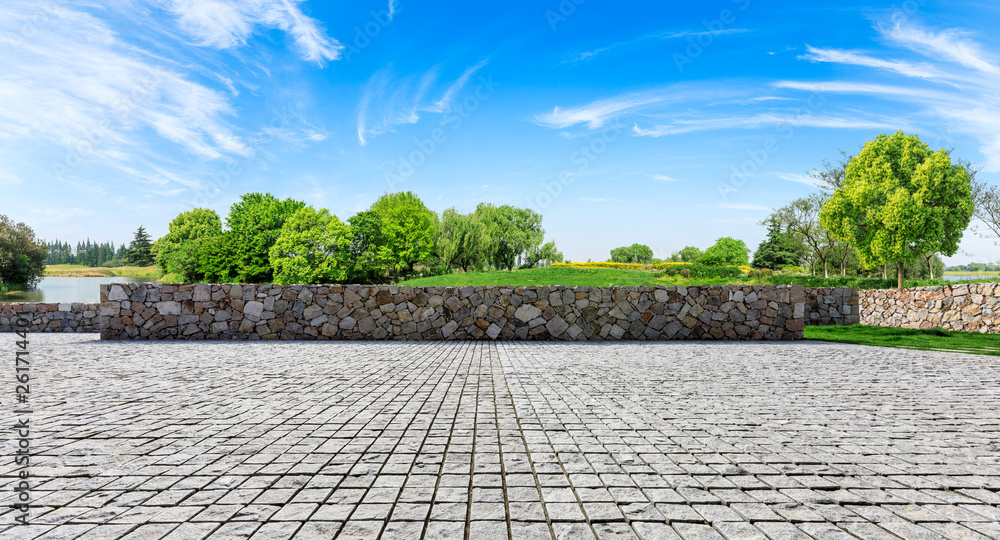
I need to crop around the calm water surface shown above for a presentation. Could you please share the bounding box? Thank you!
[942,275,1000,281]
[0,276,149,303]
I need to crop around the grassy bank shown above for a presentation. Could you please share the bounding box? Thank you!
[44,264,162,279]
[805,325,1000,356]
[400,266,989,289]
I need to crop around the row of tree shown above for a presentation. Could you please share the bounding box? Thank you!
[44,229,156,268]
[153,192,564,285]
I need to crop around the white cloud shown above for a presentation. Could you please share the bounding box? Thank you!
[800,46,946,81]
[0,172,24,186]
[166,0,342,64]
[535,89,688,129]
[885,19,999,75]
[718,203,771,211]
[357,60,489,145]
[776,172,819,186]
[632,113,893,137]
[650,174,681,182]
[388,0,396,21]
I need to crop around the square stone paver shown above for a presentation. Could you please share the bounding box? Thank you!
[3,335,999,539]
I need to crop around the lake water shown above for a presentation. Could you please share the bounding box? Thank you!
[0,276,150,303]
[942,275,1000,281]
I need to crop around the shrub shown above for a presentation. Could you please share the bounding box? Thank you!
[666,267,678,276]
[758,268,773,276]
[680,268,691,277]
[738,265,753,275]
[552,262,652,271]
[748,270,758,278]
[781,265,806,274]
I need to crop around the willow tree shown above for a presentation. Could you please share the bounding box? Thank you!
[819,132,973,290]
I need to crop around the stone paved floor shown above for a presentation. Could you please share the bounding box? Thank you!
[2,335,1000,540]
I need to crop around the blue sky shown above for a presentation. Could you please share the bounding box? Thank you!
[3,0,1000,264]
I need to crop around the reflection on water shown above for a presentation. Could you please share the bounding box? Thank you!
[0,276,149,303]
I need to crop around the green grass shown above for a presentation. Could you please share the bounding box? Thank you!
[44,264,162,278]
[401,266,996,289]
[805,325,1000,356]
[400,267,667,287]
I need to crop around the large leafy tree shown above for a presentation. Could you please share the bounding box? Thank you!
[436,209,490,272]
[752,217,806,270]
[370,191,439,280]
[269,206,353,285]
[820,131,973,289]
[152,208,222,280]
[474,203,544,270]
[523,241,563,268]
[124,226,154,266]
[346,210,393,284]
[609,243,654,264]
[678,246,702,262]
[700,237,750,266]
[0,215,46,290]
[226,193,306,283]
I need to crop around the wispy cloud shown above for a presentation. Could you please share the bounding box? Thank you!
[719,203,771,211]
[776,172,819,186]
[885,20,1000,75]
[800,46,947,81]
[388,0,397,21]
[428,59,488,113]
[650,174,681,182]
[357,60,489,145]
[564,28,749,64]
[632,113,893,137]
[166,0,343,65]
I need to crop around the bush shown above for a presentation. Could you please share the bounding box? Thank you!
[552,262,651,271]
[748,270,758,278]
[666,267,678,276]
[758,268,773,276]
[680,268,691,277]
[738,265,753,275]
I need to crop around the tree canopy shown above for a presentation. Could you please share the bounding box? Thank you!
[610,243,654,264]
[700,237,750,266]
[152,208,222,280]
[226,193,306,282]
[0,215,46,290]
[123,226,154,267]
[820,131,973,289]
[269,206,353,285]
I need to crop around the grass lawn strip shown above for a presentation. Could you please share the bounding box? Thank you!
[804,325,1000,357]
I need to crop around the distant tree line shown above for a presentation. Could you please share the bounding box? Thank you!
[152,191,563,285]
[44,226,155,268]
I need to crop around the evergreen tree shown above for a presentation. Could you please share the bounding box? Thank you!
[752,218,807,269]
[124,226,154,266]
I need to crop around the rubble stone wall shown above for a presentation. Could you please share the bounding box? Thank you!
[1,303,100,332]
[803,287,860,326]
[861,283,1000,333]
[99,283,807,340]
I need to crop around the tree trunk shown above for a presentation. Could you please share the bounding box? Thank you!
[841,260,846,276]
[897,261,905,290]
[882,264,887,279]
[928,256,934,280]
[823,260,829,278]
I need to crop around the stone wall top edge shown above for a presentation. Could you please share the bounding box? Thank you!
[105,283,804,291]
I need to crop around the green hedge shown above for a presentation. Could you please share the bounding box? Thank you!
[661,264,742,279]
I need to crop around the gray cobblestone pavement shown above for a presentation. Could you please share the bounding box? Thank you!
[2,334,999,539]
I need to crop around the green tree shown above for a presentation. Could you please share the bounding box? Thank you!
[752,217,806,269]
[678,246,702,262]
[700,237,750,266]
[198,233,241,283]
[436,209,490,272]
[820,131,974,289]
[124,226,154,266]
[152,208,222,281]
[523,240,563,268]
[370,192,439,281]
[269,206,354,285]
[346,210,393,284]
[0,215,46,290]
[474,204,544,270]
[226,193,306,283]
[610,243,654,264]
